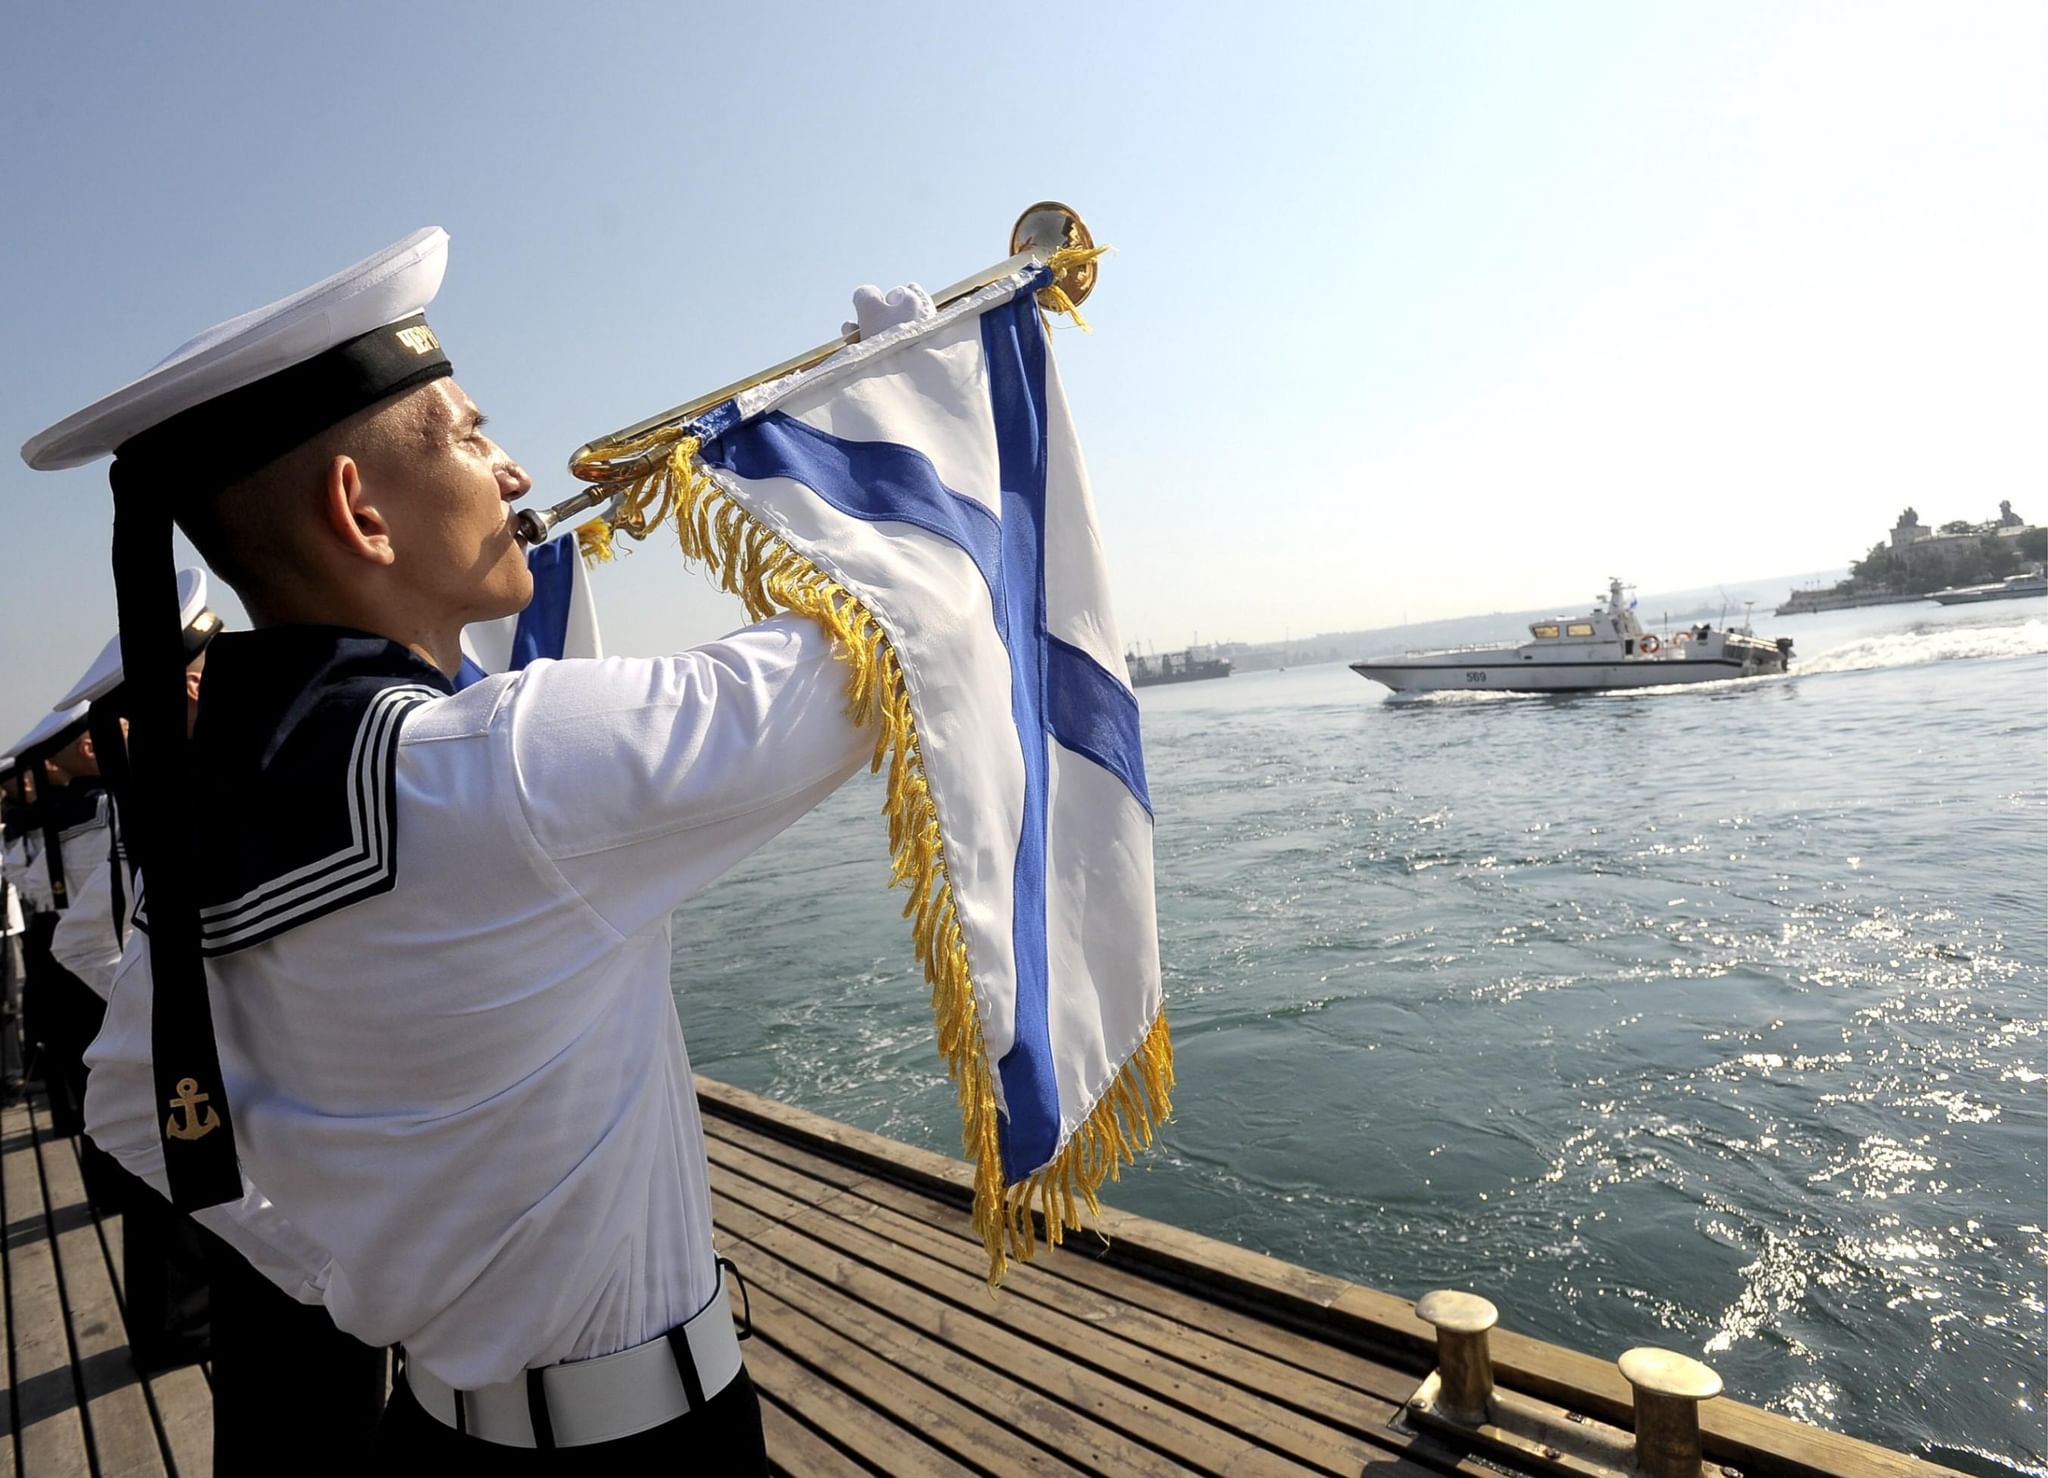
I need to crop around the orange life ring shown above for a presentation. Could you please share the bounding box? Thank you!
[1671,631,1691,645]
[1641,635,1662,655]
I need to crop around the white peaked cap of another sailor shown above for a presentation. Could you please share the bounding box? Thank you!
[21,229,448,470]
[7,702,91,762]
[53,568,213,711]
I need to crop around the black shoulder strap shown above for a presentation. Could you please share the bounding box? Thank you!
[89,700,132,950]
[112,463,241,1211]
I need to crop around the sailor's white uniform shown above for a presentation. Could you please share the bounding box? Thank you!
[50,842,126,997]
[87,613,867,1388]
[15,792,110,916]
[2,832,39,919]
[2,854,21,940]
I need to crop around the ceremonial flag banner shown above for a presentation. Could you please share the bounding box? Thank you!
[581,263,1170,1281]
[458,537,604,683]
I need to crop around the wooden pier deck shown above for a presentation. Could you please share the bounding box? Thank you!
[2,1079,1951,1477]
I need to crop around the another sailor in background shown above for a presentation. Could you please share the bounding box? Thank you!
[49,569,218,997]
[5,702,108,1138]
[23,228,867,1471]
[0,758,26,1099]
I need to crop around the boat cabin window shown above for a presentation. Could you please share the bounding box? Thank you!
[1531,623,1560,639]
[1566,623,1595,638]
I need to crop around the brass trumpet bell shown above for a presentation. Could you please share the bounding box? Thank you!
[1011,201,1097,310]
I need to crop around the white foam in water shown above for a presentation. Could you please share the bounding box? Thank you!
[1796,615,2048,676]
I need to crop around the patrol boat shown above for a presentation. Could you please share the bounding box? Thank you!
[1349,578,1793,694]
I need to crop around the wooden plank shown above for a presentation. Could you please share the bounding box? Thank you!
[719,1186,1239,1475]
[698,1077,1957,1478]
[733,1236,1190,1476]
[707,1133,1417,1477]
[38,1130,166,1477]
[3,1104,89,1477]
[746,1215,1442,1478]
[758,1389,871,1478]
[742,1331,975,1477]
[744,1280,1078,1476]
[712,1166,1333,1478]
[705,1121,1426,1414]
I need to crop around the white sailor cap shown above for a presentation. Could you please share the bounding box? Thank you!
[7,702,92,764]
[21,228,451,474]
[53,568,218,712]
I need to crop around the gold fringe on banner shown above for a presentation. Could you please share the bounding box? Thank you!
[573,409,1172,1285]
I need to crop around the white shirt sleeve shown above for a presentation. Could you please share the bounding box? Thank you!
[84,940,334,1302]
[502,614,873,940]
[50,853,123,997]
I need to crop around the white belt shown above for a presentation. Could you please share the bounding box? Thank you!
[403,1291,746,1448]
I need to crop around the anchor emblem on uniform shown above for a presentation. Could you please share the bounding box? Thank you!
[164,1078,221,1141]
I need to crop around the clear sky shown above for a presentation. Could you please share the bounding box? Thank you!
[3,1,2043,747]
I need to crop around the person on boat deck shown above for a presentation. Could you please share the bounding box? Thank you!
[23,228,871,1474]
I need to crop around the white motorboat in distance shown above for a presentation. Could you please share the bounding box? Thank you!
[1349,579,1793,694]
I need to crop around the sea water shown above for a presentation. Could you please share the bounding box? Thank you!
[673,598,2048,1474]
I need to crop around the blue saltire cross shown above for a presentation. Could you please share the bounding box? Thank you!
[698,280,1149,1175]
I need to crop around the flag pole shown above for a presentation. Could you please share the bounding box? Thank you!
[515,203,1098,545]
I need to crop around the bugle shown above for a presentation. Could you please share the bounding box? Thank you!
[513,202,1099,546]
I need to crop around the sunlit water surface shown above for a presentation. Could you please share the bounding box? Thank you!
[674,598,2048,1474]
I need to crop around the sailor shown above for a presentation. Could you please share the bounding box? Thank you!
[48,569,218,998]
[5,701,110,1138]
[24,229,870,1470]
[1,759,27,1097]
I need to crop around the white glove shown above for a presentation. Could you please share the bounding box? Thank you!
[843,283,935,341]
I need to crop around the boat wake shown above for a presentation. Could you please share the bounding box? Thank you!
[1796,616,2048,676]
[1381,687,1543,706]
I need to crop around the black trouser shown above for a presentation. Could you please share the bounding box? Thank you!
[375,1365,769,1476]
[1,929,25,1096]
[118,1177,213,1374]
[203,1231,389,1477]
[21,913,103,1137]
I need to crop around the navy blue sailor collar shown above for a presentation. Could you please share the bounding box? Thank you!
[134,626,453,956]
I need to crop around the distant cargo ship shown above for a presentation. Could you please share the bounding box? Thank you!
[1127,648,1232,687]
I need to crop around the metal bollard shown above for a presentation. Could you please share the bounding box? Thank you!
[1415,1290,1499,1426]
[1618,1347,1723,1478]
